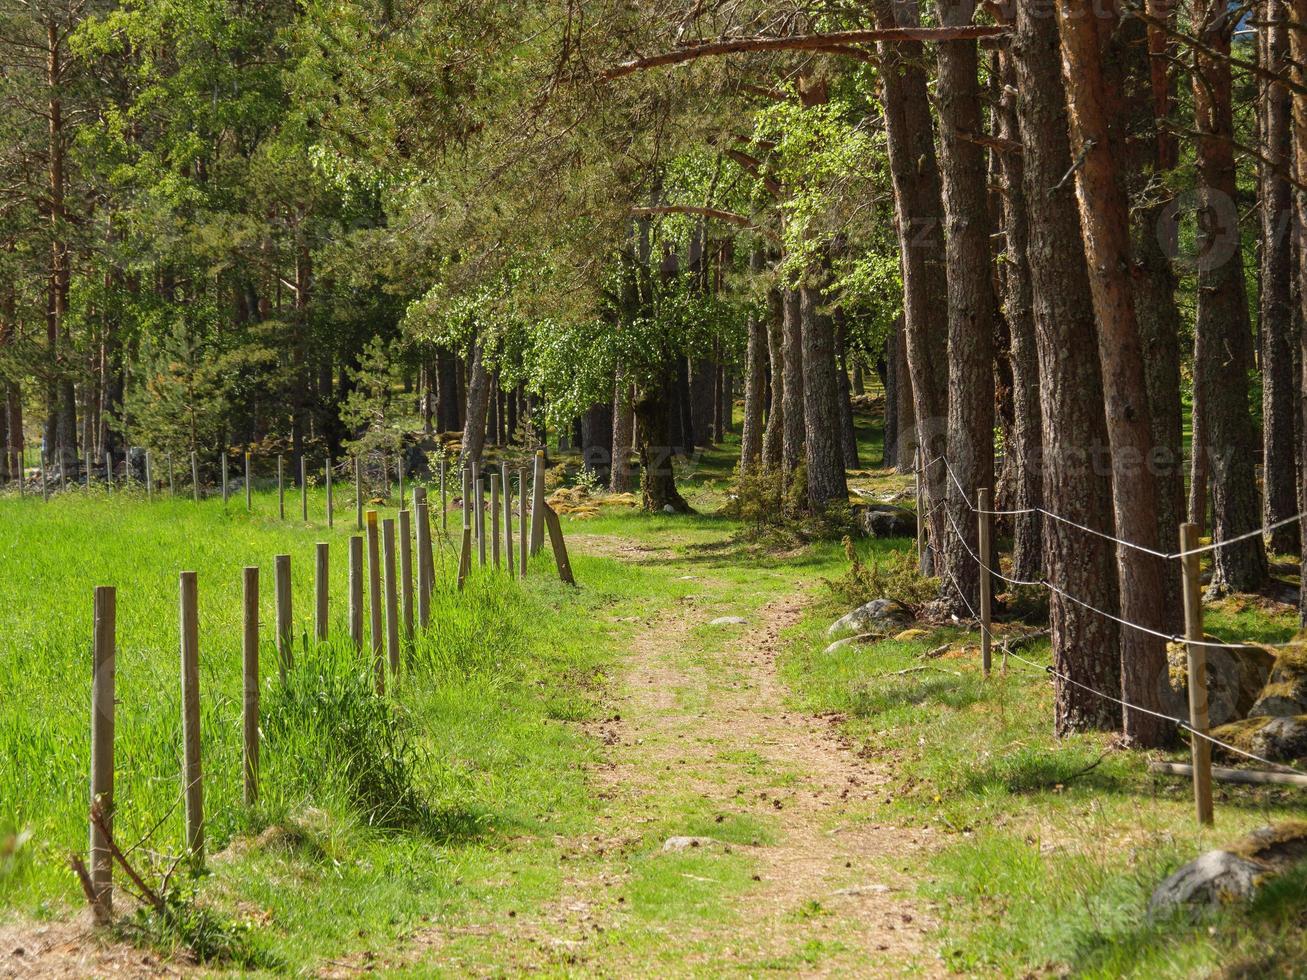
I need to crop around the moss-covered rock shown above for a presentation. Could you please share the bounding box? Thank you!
[1165,638,1274,727]
[1210,715,1307,763]
[1249,642,1307,717]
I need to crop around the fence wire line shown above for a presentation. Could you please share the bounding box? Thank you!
[916,453,1307,563]
[936,553,1307,778]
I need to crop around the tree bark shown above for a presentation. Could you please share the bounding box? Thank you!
[436,348,461,432]
[1260,0,1300,555]
[460,339,491,466]
[581,401,613,482]
[762,285,785,471]
[1056,0,1171,745]
[800,283,849,511]
[1011,0,1122,732]
[872,0,950,573]
[634,377,692,512]
[996,47,1043,582]
[1191,0,1269,591]
[740,252,767,472]
[936,0,997,612]
[611,369,635,491]
[690,358,715,448]
[835,310,860,470]
[1292,0,1307,623]
[781,287,805,481]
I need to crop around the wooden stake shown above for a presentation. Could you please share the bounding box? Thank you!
[399,509,414,639]
[277,455,285,519]
[300,456,308,522]
[349,535,364,650]
[144,451,152,501]
[503,462,515,579]
[104,451,112,492]
[383,518,400,679]
[915,445,925,562]
[366,511,384,693]
[542,505,575,585]
[221,453,228,504]
[490,473,501,569]
[90,585,115,920]
[191,452,199,502]
[440,459,448,530]
[179,571,204,862]
[978,487,992,678]
[530,450,546,555]
[275,554,293,682]
[461,467,471,537]
[397,455,405,509]
[242,566,259,806]
[39,449,48,501]
[457,525,473,590]
[415,490,432,627]
[1180,522,1214,826]
[315,542,330,642]
[519,467,528,577]
[168,453,174,497]
[245,452,252,511]
[1149,761,1307,788]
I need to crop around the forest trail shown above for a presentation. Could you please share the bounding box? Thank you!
[400,535,944,976]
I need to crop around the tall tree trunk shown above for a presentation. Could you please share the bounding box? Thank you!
[800,283,849,511]
[1261,0,1300,555]
[894,317,915,473]
[761,285,785,471]
[780,287,805,480]
[436,348,461,432]
[1293,0,1307,623]
[834,310,860,470]
[1056,0,1171,746]
[881,329,897,468]
[1191,0,1269,592]
[634,374,692,513]
[460,340,491,466]
[611,369,635,492]
[581,401,613,482]
[1011,0,1122,732]
[690,358,715,448]
[872,0,950,572]
[936,0,997,612]
[740,252,767,472]
[996,47,1044,582]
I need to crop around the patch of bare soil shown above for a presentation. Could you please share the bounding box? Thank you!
[0,918,185,978]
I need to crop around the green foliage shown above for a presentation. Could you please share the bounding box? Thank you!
[340,337,414,454]
[824,536,939,612]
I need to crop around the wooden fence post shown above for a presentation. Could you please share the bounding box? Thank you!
[349,535,364,651]
[39,449,48,501]
[179,571,204,863]
[542,505,576,585]
[275,554,293,682]
[490,472,501,569]
[503,462,515,580]
[461,467,471,538]
[104,451,113,492]
[1180,522,1215,826]
[383,517,400,679]
[457,524,473,590]
[168,453,175,497]
[245,452,252,511]
[242,566,259,806]
[144,451,152,502]
[355,455,363,531]
[399,509,415,639]
[277,455,285,519]
[300,456,308,522]
[315,542,330,642]
[397,455,405,510]
[326,458,333,528]
[519,467,528,577]
[915,446,925,563]
[416,490,432,628]
[530,450,546,555]
[221,453,228,503]
[978,488,992,678]
[191,452,200,502]
[381,451,390,497]
[90,585,115,921]
[366,511,384,693]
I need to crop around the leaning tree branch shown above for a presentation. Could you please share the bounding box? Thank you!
[599,26,1008,79]
[630,205,779,241]
[723,149,783,198]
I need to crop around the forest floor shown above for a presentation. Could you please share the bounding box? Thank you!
[3,416,1307,976]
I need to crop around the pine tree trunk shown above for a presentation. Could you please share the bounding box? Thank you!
[834,310,860,470]
[1261,0,1300,555]
[634,379,692,513]
[781,288,805,479]
[936,0,997,613]
[611,369,635,491]
[690,359,715,448]
[460,340,491,466]
[1291,0,1307,624]
[800,284,849,512]
[740,252,767,473]
[894,318,915,473]
[872,0,950,573]
[1191,0,1269,592]
[881,329,897,468]
[1056,0,1172,746]
[996,47,1043,582]
[762,286,785,471]
[1011,0,1122,732]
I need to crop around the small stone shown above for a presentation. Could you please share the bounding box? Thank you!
[661,836,716,853]
[827,598,913,638]
[1148,851,1264,916]
[710,616,747,626]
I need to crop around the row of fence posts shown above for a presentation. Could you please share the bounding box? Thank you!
[915,452,1214,828]
[85,449,574,920]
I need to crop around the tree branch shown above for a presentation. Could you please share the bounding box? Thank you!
[630,205,779,241]
[599,26,1009,79]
